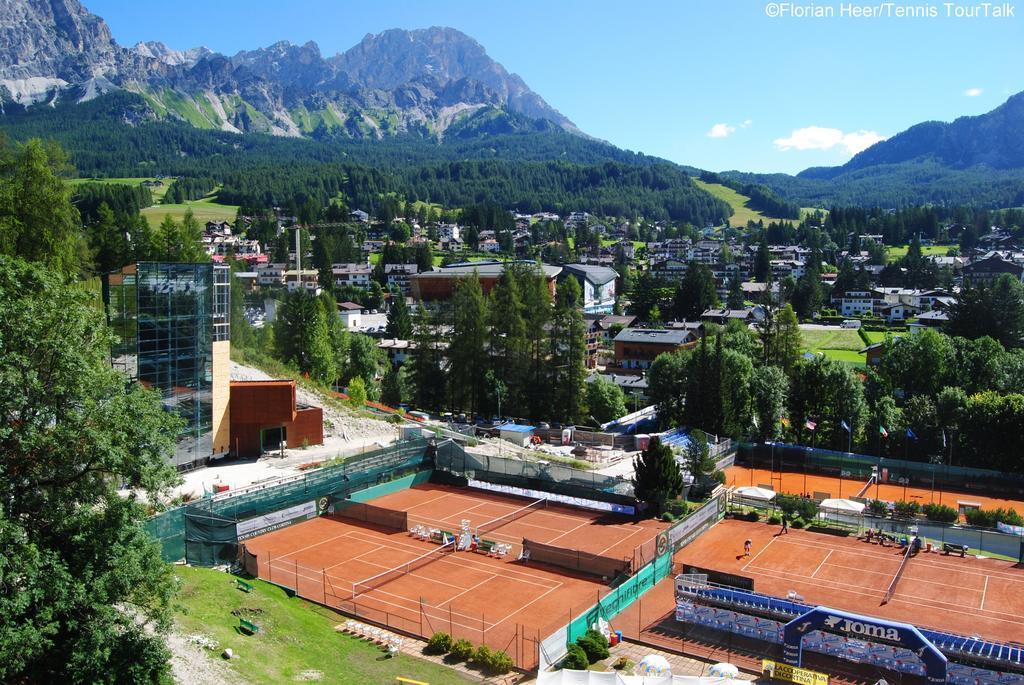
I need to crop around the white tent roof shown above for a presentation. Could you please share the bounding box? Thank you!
[537,672,749,685]
[734,486,776,501]
[819,498,866,513]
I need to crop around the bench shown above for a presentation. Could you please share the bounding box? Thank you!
[239,618,260,635]
[473,539,497,555]
[943,542,968,557]
[236,579,254,593]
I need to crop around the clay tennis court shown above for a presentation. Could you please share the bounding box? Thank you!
[725,465,1024,515]
[676,518,1024,643]
[241,483,667,668]
[370,482,668,562]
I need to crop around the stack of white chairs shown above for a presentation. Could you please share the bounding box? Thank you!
[409,525,429,539]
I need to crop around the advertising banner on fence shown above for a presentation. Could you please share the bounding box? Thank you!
[236,500,317,540]
[761,660,829,685]
[467,479,635,515]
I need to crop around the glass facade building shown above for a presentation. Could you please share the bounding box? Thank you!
[104,262,231,467]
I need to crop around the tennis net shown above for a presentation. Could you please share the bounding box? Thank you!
[352,540,455,599]
[882,543,913,604]
[854,475,876,499]
[476,498,547,536]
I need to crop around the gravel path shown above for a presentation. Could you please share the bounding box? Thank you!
[166,630,244,685]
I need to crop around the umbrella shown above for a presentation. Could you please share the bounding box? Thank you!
[710,663,741,678]
[819,498,866,514]
[734,486,777,501]
[634,654,671,676]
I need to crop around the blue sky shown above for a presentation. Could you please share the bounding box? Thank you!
[87,0,1023,174]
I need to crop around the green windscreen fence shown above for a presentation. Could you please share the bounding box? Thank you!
[146,437,433,564]
[184,505,239,566]
[434,439,637,508]
[738,442,1024,498]
[566,551,673,644]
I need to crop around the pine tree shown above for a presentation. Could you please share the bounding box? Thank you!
[518,264,554,420]
[727,274,744,309]
[551,276,587,423]
[631,437,683,515]
[408,302,447,410]
[385,294,413,340]
[448,273,489,416]
[754,235,771,283]
[274,290,335,383]
[673,261,719,321]
[488,270,528,416]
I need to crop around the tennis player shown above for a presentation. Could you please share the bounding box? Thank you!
[743,539,752,556]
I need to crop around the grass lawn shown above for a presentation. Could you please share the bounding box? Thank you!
[886,244,951,263]
[801,327,866,366]
[141,194,239,228]
[861,330,903,345]
[173,566,474,685]
[69,176,172,203]
[693,179,814,228]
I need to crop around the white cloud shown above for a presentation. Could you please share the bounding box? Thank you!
[773,126,885,155]
[707,123,736,138]
[741,119,753,128]
[964,87,983,97]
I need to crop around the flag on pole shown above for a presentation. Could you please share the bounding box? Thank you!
[840,420,851,433]
[880,425,889,438]
[805,418,817,431]
[906,428,918,441]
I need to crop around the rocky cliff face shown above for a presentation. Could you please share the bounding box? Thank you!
[0,0,577,138]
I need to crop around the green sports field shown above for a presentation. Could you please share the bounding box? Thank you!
[174,566,473,685]
[886,244,951,263]
[141,195,239,228]
[801,327,866,365]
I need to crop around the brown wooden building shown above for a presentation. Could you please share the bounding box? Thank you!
[229,380,323,457]
[410,261,562,301]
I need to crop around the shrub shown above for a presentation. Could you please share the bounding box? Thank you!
[777,494,819,522]
[449,638,474,661]
[922,503,958,523]
[486,650,514,675]
[473,645,494,669]
[892,500,921,519]
[576,629,610,664]
[867,499,889,517]
[768,514,782,525]
[613,656,633,671]
[661,511,676,522]
[745,510,760,522]
[425,632,452,655]
[561,644,589,670]
[791,518,805,529]
[965,507,1024,528]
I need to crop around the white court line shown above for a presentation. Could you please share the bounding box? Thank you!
[269,530,354,560]
[810,550,833,578]
[981,575,989,610]
[741,534,776,572]
[768,535,1024,581]
[544,520,593,546]
[746,563,1024,623]
[595,525,651,558]
[343,530,562,588]
[436,575,499,609]
[345,587,499,631]
[484,580,564,633]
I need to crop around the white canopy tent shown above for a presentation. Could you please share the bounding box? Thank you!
[818,498,866,514]
[537,672,749,685]
[733,486,776,502]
